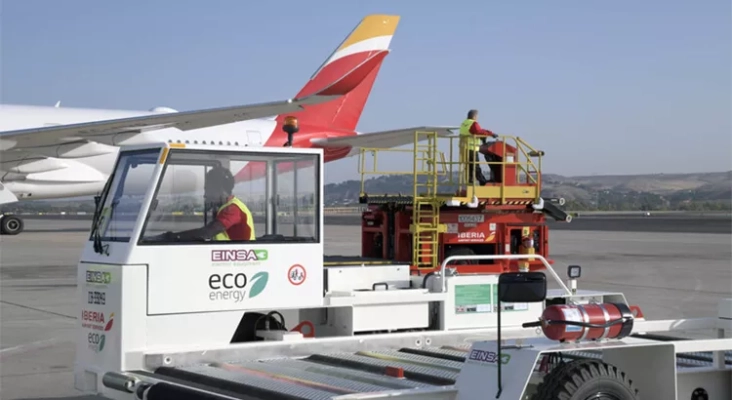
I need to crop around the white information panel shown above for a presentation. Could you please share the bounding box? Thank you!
[75,262,124,392]
[140,243,323,315]
[443,275,543,330]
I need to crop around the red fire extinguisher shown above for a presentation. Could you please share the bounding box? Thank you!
[523,302,634,342]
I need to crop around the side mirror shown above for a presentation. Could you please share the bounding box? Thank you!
[93,195,102,208]
[498,272,547,303]
[494,271,547,398]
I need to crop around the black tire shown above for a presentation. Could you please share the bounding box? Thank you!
[445,246,477,265]
[532,359,639,400]
[1,216,24,235]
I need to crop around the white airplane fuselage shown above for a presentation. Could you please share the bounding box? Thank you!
[0,14,403,236]
[0,15,404,210]
[0,104,300,201]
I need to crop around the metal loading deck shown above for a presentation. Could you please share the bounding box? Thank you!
[130,343,732,400]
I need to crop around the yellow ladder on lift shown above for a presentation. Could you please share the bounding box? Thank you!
[410,132,445,269]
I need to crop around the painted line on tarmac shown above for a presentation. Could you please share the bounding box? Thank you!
[580,280,731,295]
[0,300,76,320]
[0,338,63,359]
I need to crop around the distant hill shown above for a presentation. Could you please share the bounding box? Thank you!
[2,171,730,213]
[325,171,732,211]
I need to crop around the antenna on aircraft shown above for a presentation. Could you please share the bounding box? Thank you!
[54,101,61,108]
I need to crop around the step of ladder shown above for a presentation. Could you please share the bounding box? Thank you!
[412,132,439,269]
[412,198,442,269]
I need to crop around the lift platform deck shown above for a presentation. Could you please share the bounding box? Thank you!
[108,317,732,400]
[74,141,731,400]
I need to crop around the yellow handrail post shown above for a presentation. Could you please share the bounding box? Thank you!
[501,138,506,204]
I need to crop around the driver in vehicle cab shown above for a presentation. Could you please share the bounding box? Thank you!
[159,166,256,242]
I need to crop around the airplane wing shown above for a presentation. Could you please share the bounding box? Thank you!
[0,54,380,152]
[311,126,459,150]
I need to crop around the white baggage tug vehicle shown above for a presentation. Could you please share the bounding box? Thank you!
[75,138,731,400]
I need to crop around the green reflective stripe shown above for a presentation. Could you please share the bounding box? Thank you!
[213,231,230,241]
[459,118,480,150]
[213,197,256,241]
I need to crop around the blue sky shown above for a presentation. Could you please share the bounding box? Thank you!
[2,0,730,183]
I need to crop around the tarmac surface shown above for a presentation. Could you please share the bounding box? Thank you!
[1,218,731,399]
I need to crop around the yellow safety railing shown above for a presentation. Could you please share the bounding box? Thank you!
[358,130,544,205]
[359,130,448,201]
[454,134,543,203]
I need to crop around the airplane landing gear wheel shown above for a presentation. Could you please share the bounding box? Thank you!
[532,359,639,400]
[1,215,24,235]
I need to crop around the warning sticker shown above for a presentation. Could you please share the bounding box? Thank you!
[560,306,583,332]
[455,284,493,314]
[287,264,306,286]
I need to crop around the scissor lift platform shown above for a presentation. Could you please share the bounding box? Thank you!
[356,131,573,274]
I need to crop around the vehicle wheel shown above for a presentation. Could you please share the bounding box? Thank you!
[1,216,24,235]
[445,246,477,265]
[532,359,639,400]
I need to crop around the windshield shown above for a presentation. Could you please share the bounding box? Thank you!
[90,149,161,243]
[139,149,320,244]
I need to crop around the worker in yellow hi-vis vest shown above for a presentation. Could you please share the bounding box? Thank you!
[459,109,498,185]
[161,166,256,242]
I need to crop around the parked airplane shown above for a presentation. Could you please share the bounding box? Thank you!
[0,14,455,235]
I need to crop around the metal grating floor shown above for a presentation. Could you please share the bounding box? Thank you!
[146,345,732,400]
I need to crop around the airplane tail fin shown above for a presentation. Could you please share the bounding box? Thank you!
[288,14,400,131]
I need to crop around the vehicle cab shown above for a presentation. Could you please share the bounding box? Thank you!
[74,142,324,394]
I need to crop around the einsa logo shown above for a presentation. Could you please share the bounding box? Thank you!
[86,270,112,284]
[211,249,268,262]
[468,349,511,365]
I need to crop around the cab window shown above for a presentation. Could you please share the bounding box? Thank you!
[138,149,320,244]
[89,149,160,242]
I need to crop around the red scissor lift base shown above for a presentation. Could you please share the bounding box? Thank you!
[358,135,568,276]
[360,201,555,276]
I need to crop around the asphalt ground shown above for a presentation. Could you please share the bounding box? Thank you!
[0,218,730,399]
